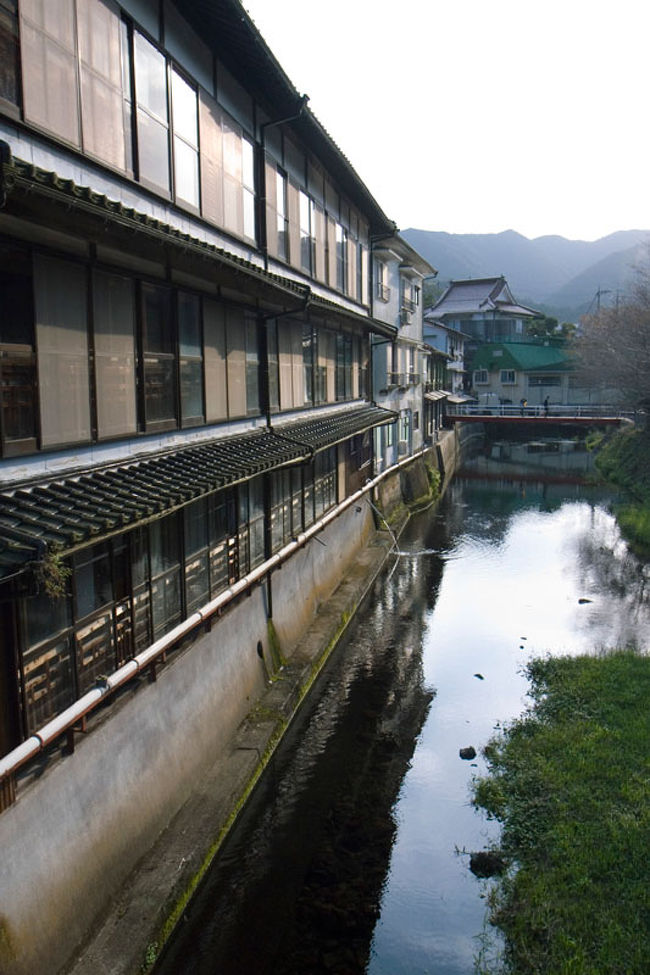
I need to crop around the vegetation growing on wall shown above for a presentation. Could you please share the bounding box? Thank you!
[472,651,650,975]
[35,545,71,600]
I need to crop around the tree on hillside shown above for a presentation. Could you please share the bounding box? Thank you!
[573,247,650,409]
[422,277,445,310]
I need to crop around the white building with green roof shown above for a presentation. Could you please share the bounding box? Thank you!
[469,341,592,406]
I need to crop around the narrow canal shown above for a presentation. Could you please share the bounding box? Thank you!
[155,457,650,975]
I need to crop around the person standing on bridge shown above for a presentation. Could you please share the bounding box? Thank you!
[543,396,549,417]
[520,398,527,415]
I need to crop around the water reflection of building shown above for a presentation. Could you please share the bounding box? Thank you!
[485,439,595,474]
[156,548,436,974]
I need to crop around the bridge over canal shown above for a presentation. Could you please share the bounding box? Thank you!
[444,404,634,429]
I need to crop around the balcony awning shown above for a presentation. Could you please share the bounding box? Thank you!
[424,389,449,402]
[0,405,397,579]
[446,393,474,404]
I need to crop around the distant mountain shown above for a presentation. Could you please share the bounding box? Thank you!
[402,228,650,321]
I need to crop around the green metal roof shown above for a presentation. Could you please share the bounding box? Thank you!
[470,342,574,373]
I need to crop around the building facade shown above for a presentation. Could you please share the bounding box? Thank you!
[469,341,585,405]
[0,3,446,971]
[0,0,414,762]
[421,343,450,441]
[371,235,436,469]
[426,276,540,346]
[422,314,468,396]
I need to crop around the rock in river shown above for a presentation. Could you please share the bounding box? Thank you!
[469,850,506,878]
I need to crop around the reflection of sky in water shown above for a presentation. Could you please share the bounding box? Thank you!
[369,492,650,975]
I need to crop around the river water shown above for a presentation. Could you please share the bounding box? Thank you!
[155,460,650,975]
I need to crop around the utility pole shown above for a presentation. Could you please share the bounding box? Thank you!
[595,287,611,311]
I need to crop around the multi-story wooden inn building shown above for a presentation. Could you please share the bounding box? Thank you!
[0,3,440,973]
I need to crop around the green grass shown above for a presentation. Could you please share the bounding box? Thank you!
[472,651,650,975]
[615,504,650,554]
[591,427,650,554]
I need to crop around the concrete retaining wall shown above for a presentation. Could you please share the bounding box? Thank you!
[0,504,375,975]
[436,428,461,484]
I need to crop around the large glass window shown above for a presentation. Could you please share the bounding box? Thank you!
[312,203,326,282]
[134,30,170,194]
[198,92,224,227]
[78,0,127,171]
[0,0,20,109]
[314,447,337,518]
[315,328,336,405]
[142,283,176,428]
[171,68,199,209]
[19,0,80,145]
[209,489,237,593]
[184,498,209,614]
[299,190,313,273]
[225,306,246,418]
[269,468,309,553]
[0,243,37,453]
[302,324,313,406]
[335,223,347,292]
[21,585,74,732]
[267,320,280,413]
[276,169,288,261]
[199,92,256,241]
[74,542,113,620]
[242,138,256,240]
[356,242,364,302]
[203,298,227,422]
[248,477,265,568]
[270,470,291,553]
[150,513,181,638]
[276,320,308,411]
[222,113,243,233]
[93,270,137,439]
[287,180,301,268]
[178,292,204,425]
[359,337,369,398]
[245,314,260,416]
[335,332,353,401]
[34,255,91,446]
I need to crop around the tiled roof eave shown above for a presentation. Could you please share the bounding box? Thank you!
[0,429,309,577]
[0,148,309,304]
[273,404,398,453]
[0,405,397,579]
[306,294,397,338]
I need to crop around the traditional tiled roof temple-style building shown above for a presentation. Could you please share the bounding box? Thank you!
[427,275,541,346]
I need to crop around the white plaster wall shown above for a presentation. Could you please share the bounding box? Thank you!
[0,505,375,975]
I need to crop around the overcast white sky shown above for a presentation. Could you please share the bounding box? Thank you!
[243,0,650,242]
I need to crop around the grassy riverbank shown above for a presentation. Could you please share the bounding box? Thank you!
[591,426,650,554]
[472,650,650,975]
